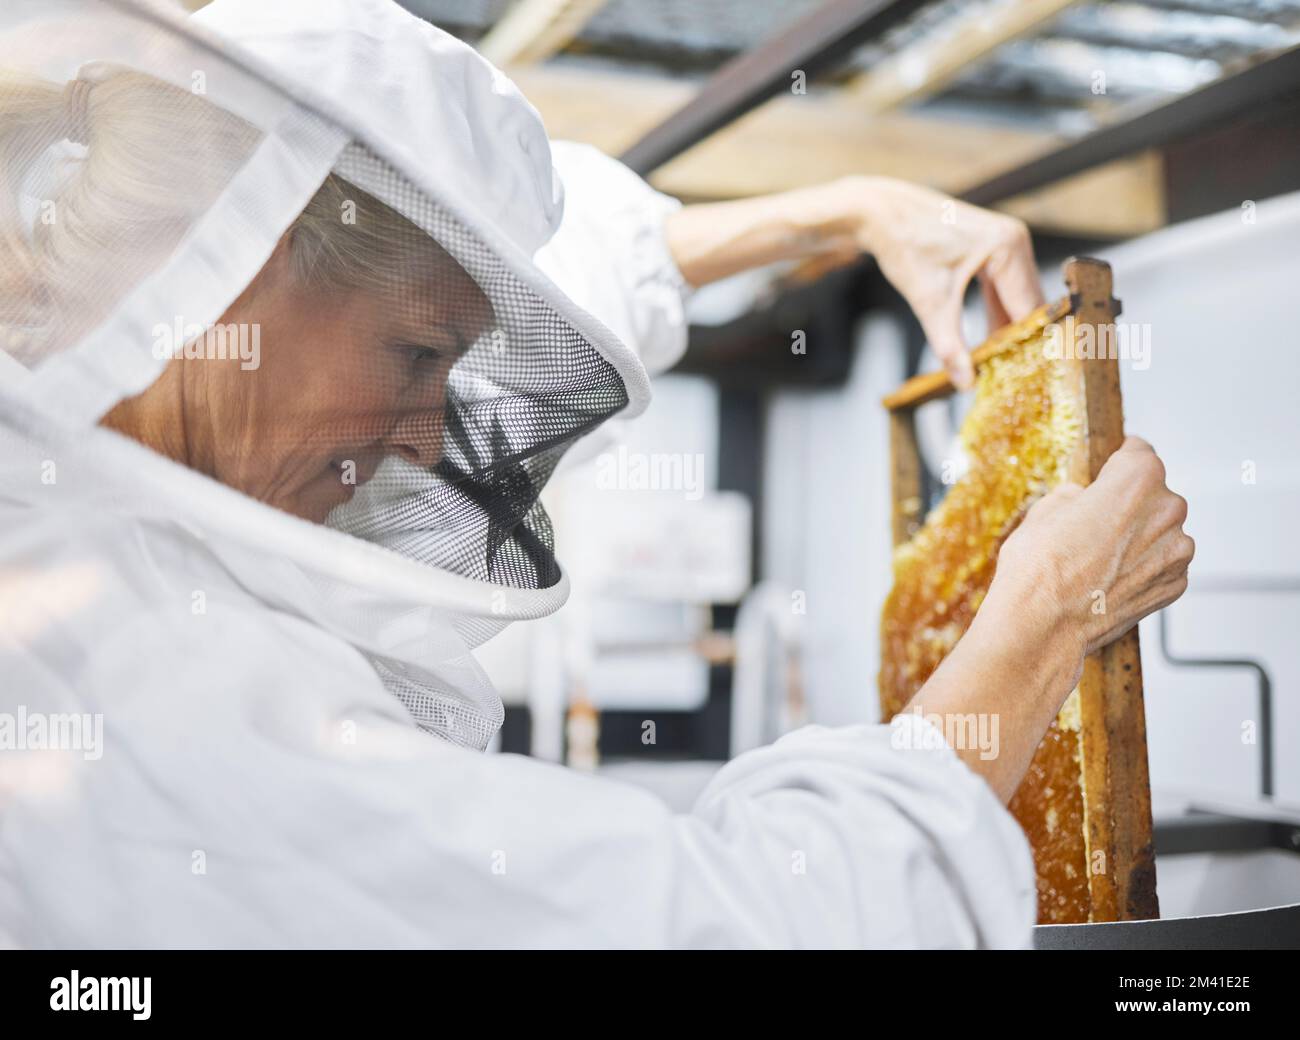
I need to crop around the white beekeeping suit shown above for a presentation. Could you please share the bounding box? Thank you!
[537,140,690,381]
[534,140,694,479]
[0,0,1035,948]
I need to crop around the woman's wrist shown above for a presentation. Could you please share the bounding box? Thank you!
[824,174,910,254]
[762,180,866,261]
[975,571,1087,703]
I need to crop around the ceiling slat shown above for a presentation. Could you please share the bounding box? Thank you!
[477,0,609,67]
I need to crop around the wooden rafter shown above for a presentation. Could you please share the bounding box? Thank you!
[477,0,608,68]
[845,0,1084,115]
[511,65,1166,237]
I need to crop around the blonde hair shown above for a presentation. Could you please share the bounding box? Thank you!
[0,65,460,361]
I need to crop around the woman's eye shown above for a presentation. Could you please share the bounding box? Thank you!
[406,345,442,364]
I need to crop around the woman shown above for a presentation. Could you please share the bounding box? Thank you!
[0,0,1191,948]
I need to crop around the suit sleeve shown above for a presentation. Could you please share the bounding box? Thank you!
[535,140,689,377]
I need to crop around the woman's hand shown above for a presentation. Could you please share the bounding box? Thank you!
[664,176,1043,388]
[908,437,1192,800]
[838,175,1045,390]
[991,436,1195,665]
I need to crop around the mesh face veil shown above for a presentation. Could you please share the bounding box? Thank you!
[0,0,651,749]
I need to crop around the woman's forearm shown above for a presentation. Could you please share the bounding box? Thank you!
[901,581,1084,804]
[663,180,862,288]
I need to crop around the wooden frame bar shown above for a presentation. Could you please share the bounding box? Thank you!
[883,257,1158,922]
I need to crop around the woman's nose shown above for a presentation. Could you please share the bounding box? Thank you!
[384,410,444,468]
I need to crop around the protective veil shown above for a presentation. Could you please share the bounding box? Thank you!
[0,0,1036,947]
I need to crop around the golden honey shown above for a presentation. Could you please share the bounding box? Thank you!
[879,316,1090,923]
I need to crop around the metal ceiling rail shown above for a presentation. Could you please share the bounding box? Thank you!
[962,44,1300,205]
[619,0,931,176]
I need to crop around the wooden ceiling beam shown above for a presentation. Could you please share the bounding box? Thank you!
[477,0,608,68]
[512,65,1165,237]
[844,0,1084,115]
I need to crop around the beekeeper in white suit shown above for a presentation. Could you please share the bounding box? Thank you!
[0,0,1193,948]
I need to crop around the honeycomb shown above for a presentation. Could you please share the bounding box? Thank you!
[879,315,1092,924]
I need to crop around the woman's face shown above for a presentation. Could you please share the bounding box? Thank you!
[112,237,494,523]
